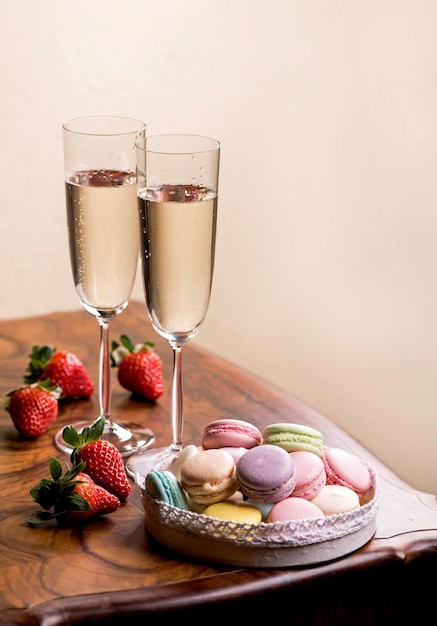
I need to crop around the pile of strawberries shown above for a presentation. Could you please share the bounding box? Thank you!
[4,335,164,439]
[27,417,132,525]
[2,335,164,526]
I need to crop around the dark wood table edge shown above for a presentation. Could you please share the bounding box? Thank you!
[2,529,437,626]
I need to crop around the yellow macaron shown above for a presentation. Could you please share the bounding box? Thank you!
[203,500,262,524]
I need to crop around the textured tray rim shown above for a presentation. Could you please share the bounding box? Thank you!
[142,465,379,567]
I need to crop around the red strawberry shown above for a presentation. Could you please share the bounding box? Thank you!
[26,457,120,526]
[62,417,131,501]
[4,380,61,438]
[24,345,94,400]
[67,472,121,522]
[111,335,164,401]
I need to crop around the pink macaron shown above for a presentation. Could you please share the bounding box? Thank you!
[202,418,262,450]
[290,450,326,500]
[322,447,372,499]
[236,444,297,503]
[267,496,324,523]
[218,446,248,464]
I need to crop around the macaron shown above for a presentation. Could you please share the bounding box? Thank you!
[202,418,262,450]
[166,444,200,481]
[218,446,248,464]
[236,444,297,503]
[262,423,324,456]
[322,447,372,499]
[310,484,360,516]
[145,470,189,510]
[266,496,325,523]
[203,500,262,524]
[179,449,238,505]
[290,450,326,499]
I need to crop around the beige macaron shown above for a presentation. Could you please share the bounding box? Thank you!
[309,484,360,516]
[180,448,238,505]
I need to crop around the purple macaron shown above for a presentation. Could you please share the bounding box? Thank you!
[236,444,297,503]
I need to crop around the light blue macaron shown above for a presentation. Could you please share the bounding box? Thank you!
[145,469,189,510]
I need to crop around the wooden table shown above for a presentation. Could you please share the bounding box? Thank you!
[0,302,436,625]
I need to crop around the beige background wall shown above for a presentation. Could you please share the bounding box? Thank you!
[1,1,436,494]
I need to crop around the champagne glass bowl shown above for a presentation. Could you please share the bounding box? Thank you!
[55,116,155,457]
[126,134,220,484]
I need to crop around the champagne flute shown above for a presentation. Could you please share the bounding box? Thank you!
[54,115,155,457]
[126,134,220,483]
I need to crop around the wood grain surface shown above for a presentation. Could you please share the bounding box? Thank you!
[0,301,436,625]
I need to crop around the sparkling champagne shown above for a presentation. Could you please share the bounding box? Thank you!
[66,169,139,315]
[138,183,217,342]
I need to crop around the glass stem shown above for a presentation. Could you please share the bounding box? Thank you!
[98,318,113,428]
[170,345,184,452]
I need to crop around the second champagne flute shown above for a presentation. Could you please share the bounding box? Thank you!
[126,134,220,483]
[55,115,155,457]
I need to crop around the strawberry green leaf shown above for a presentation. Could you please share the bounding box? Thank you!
[63,461,86,482]
[26,511,56,525]
[49,457,63,481]
[24,345,56,384]
[30,480,57,509]
[65,493,92,512]
[62,425,82,448]
[89,417,105,439]
[120,334,135,352]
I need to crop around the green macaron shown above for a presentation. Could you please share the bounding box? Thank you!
[262,423,324,456]
[145,469,189,510]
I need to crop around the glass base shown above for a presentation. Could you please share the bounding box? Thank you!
[54,419,155,458]
[125,445,182,488]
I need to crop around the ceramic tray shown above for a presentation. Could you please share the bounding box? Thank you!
[142,465,379,568]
